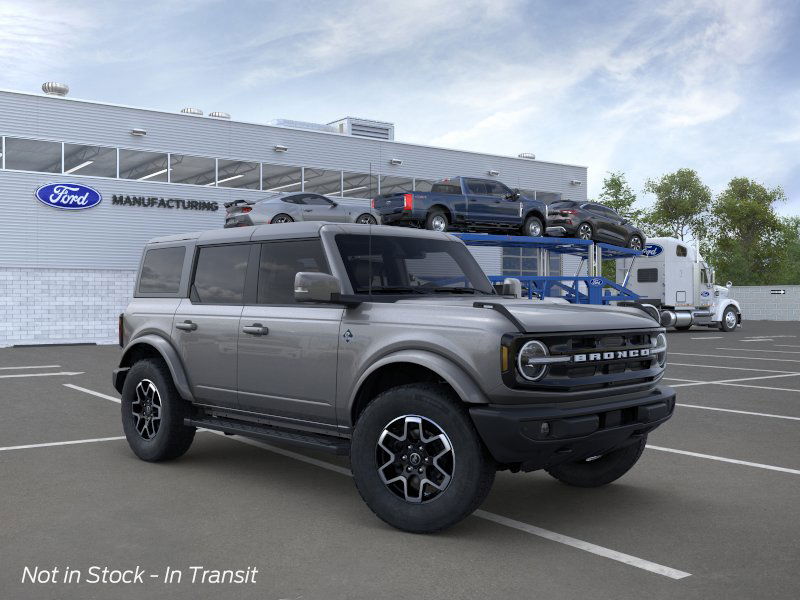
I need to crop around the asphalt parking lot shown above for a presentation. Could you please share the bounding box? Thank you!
[2,321,799,599]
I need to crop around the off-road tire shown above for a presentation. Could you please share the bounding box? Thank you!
[425,209,449,232]
[350,383,495,533]
[121,358,195,462]
[545,436,647,488]
[522,215,544,237]
[719,306,738,332]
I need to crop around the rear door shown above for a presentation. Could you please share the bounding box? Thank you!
[173,243,251,408]
[236,238,342,429]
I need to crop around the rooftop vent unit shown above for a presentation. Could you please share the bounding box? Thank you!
[518,152,536,160]
[268,119,337,134]
[209,111,231,119]
[328,117,394,141]
[180,107,203,116]
[42,82,69,97]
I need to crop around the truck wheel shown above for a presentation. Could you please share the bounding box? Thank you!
[425,210,449,232]
[545,436,647,487]
[350,383,495,533]
[719,306,738,332]
[121,358,195,462]
[522,215,544,237]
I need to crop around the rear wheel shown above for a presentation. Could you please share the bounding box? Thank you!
[522,215,544,237]
[719,306,738,332]
[425,209,449,232]
[350,383,495,533]
[546,436,647,487]
[121,359,195,462]
[356,213,377,225]
[577,222,593,240]
[271,213,293,224]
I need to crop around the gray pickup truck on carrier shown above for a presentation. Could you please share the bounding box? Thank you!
[114,222,675,533]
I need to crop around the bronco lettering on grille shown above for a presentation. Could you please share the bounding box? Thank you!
[572,348,650,362]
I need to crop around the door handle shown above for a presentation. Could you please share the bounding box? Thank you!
[242,323,269,335]
[176,320,197,331]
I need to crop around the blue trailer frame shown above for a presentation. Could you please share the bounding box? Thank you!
[454,233,642,305]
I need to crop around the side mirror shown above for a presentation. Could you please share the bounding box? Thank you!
[329,201,338,208]
[295,272,340,303]
[726,281,732,289]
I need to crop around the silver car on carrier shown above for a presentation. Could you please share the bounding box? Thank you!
[224,192,381,228]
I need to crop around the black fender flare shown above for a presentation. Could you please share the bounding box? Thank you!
[113,334,194,402]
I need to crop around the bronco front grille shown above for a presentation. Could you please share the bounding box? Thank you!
[503,329,663,393]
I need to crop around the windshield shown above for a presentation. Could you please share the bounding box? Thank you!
[335,234,494,296]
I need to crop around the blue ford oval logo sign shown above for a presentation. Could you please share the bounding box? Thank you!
[642,244,663,257]
[588,277,603,287]
[35,183,102,210]
[701,290,710,297]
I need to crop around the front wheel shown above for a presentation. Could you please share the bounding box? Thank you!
[628,235,643,251]
[545,436,647,487]
[121,358,195,462]
[719,306,738,332]
[522,215,544,237]
[356,213,377,225]
[350,383,495,533]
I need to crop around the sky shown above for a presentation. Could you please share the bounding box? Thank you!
[1,0,799,214]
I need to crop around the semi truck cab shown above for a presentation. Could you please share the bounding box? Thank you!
[617,236,742,332]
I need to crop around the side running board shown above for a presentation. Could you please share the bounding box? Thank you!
[185,416,350,455]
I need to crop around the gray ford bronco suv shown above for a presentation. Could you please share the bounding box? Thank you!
[114,222,675,533]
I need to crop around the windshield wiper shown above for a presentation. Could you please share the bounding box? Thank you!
[430,287,487,295]
[353,286,427,294]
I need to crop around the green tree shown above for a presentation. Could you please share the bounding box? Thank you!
[598,171,643,224]
[705,177,787,285]
[642,168,711,241]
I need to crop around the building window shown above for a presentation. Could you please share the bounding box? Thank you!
[304,167,342,196]
[170,154,216,186]
[63,144,117,178]
[533,191,562,204]
[342,171,378,199]
[119,149,169,182]
[378,175,413,195]
[262,164,302,193]
[217,159,260,189]
[4,137,61,173]
[414,179,435,192]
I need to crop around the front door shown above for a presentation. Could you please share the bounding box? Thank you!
[173,243,251,407]
[237,239,342,429]
[298,194,348,223]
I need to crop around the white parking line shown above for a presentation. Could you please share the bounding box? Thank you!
[740,339,773,342]
[647,445,800,476]
[668,363,797,374]
[717,348,800,354]
[671,352,800,363]
[474,510,691,580]
[0,364,61,370]
[676,403,800,421]
[664,373,800,388]
[690,336,723,340]
[0,436,125,452]
[64,383,121,403]
[0,371,84,379]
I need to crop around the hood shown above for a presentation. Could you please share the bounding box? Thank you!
[395,296,660,332]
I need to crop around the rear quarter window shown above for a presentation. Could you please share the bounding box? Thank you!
[138,246,186,295]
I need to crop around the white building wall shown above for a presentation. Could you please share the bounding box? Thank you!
[0,268,135,346]
[729,286,800,322]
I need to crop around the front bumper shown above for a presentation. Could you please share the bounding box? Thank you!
[469,386,675,471]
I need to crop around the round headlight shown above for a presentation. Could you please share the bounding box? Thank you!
[517,340,550,381]
[653,332,667,367]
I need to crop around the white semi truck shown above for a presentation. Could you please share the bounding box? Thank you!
[616,237,742,332]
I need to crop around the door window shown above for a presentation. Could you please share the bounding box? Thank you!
[484,181,513,198]
[302,194,335,206]
[192,245,250,304]
[465,179,489,195]
[257,240,330,304]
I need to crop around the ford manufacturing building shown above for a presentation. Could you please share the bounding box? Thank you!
[0,85,587,346]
